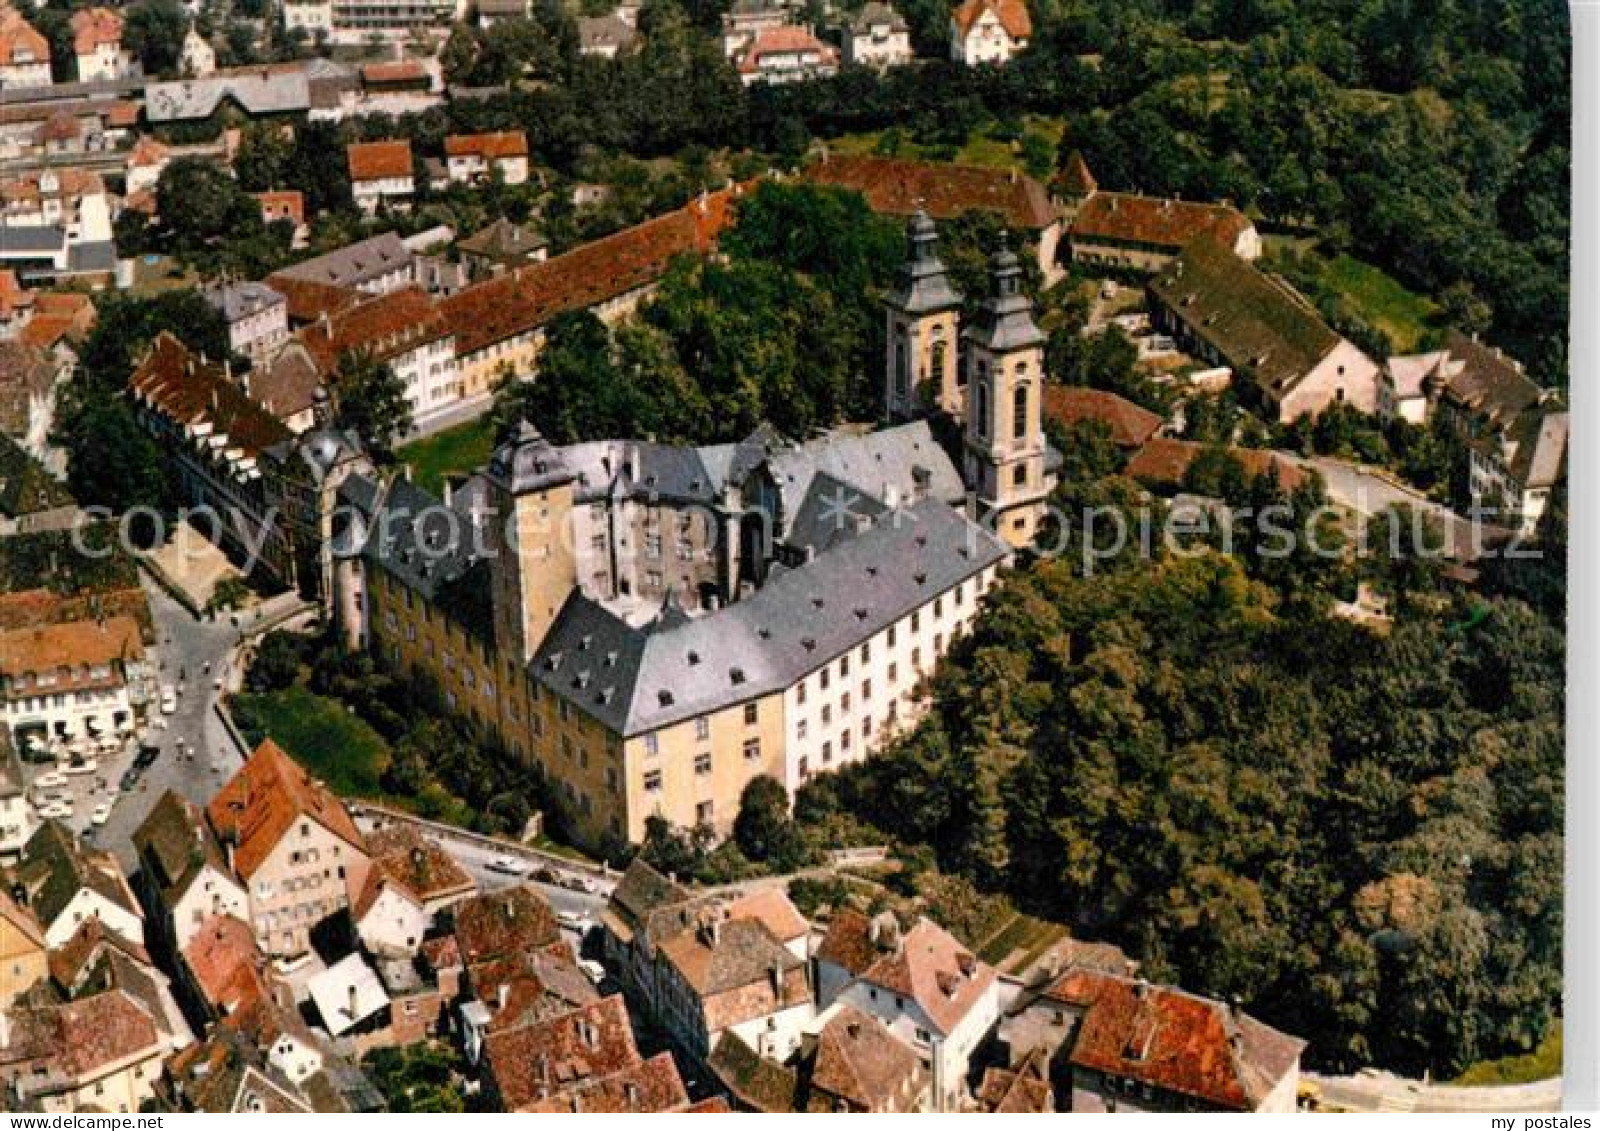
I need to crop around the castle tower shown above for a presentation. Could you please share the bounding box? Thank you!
[1053,148,1098,226]
[484,421,579,663]
[962,239,1053,547]
[884,210,964,422]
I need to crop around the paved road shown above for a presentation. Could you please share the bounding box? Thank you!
[95,580,308,872]
[1307,456,1499,561]
[1306,1070,1562,1113]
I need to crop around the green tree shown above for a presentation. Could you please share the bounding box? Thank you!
[123,0,190,75]
[732,775,807,870]
[331,351,410,457]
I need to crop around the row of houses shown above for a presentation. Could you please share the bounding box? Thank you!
[344,129,531,214]
[0,2,137,91]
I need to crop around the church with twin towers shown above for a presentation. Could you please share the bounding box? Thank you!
[332,211,1057,849]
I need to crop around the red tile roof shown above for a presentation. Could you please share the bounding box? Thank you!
[445,130,529,160]
[1055,149,1098,196]
[182,915,269,1013]
[46,912,150,991]
[70,7,122,54]
[0,269,32,320]
[856,918,995,1036]
[127,135,169,168]
[804,154,1054,230]
[347,139,413,182]
[296,285,449,373]
[35,110,79,143]
[807,1005,925,1113]
[525,1051,689,1113]
[0,617,142,683]
[361,59,428,86]
[129,332,292,460]
[438,183,744,356]
[205,738,366,880]
[738,25,836,72]
[263,274,358,324]
[4,989,161,1083]
[1042,386,1164,448]
[363,824,476,907]
[1071,192,1253,253]
[454,885,562,967]
[0,11,49,67]
[482,995,640,1112]
[1125,436,1308,494]
[1050,970,1305,1111]
[951,0,1031,39]
[106,100,139,128]
[254,190,305,227]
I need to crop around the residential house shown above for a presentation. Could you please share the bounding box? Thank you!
[131,790,250,958]
[736,25,839,85]
[205,281,290,361]
[0,889,46,1004]
[458,217,548,280]
[459,948,599,1063]
[975,1051,1053,1112]
[0,339,60,453]
[523,1050,689,1112]
[1148,237,1380,421]
[474,0,528,26]
[0,989,165,1112]
[3,821,144,947]
[1056,150,1261,273]
[177,913,274,1025]
[123,136,172,197]
[720,0,790,58]
[0,732,32,860]
[949,0,1029,65]
[70,8,134,82]
[45,916,191,1056]
[254,190,308,246]
[0,7,51,90]
[804,154,1062,281]
[828,914,1000,1111]
[158,1029,313,1113]
[181,25,216,76]
[0,269,33,336]
[454,884,564,969]
[307,952,390,1045]
[577,14,637,57]
[0,168,116,282]
[1469,403,1567,536]
[0,615,144,745]
[1002,967,1305,1113]
[205,739,371,959]
[347,139,415,215]
[444,130,530,186]
[0,434,77,534]
[843,2,912,68]
[360,823,474,918]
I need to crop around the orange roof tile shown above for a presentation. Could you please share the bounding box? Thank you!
[804,154,1054,230]
[296,285,448,373]
[361,59,428,85]
[951,0,1030,39]
[738,25,837,71]
[70,7,122,54]
[0,617,142,681]
[524,1052,689,1113]
[483,995,640,1112]
[0,13,49,67]
[1125,436,1307,494]
[205,739,365,880]
[1071,192,1252,253]
[1041,386,1163,448]
[347,139,413,182]
[855,918,995,1036]
[445,130,529,160]
[254,190,305,227]
[129,332,292,459]
[438,183,744,356]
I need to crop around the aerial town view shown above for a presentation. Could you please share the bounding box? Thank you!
[0,0,1575,1114]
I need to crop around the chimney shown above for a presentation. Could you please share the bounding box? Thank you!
[624,1082,640,1106]
[347,983,359,1019]
[768,961,782,997]
[497,982,509,1012]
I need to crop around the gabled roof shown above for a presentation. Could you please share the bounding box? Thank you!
[1050,970,1305,1112]
[709,1030,800,1112]
[804,154,1054,230]
[1055,149,1097,196]
[2,989,161,1085]
[254,190,305,226]
[133,789,235,906]
[362,824,475,908]
[444,130,528,160]
[0,888,46,952]
[360,59,428,86]
[976,1054,1053,1112]
[0,11,49,67]
[458,217,547,262]
[163,1030,312,1113]
[182,914,268,1015]
[1125,437,1308,494]
[453,884,562,967]
[1072,192,1253,254]
[1436,329,1543,432]
[951,0,1031,38]
[854,917,996,1036]
[129,332,293,460]
[436,183,742,356]
[204,739,365,880]
[738,25,836,72]
[851,2,907,32]
[656,915,807,1006]
[1042,386,1164,448]
[346,139,413,182]
[271,231,413,291]
[295,286,448,373]
[11,819,142,931]
[47,913,151,993]
[1149,237,1347,399]
[524,1051,688,1112]
[70,7,122,54]
[806,1004,925,1112]
[577,14,637,52]
[471,949,600,1034]
[482,995,640,1111]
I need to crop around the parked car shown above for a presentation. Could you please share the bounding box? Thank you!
[159,687,177,714]
[488,855,528,877]
[34,771,66,790]
[91,803,111,826]
[578,958,606,985]
[557,910,592,933]
[120,768,141,792]
[64,759,97,776]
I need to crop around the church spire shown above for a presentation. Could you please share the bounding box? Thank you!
[884,210,963,422]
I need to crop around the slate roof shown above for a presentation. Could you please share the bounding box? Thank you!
[804,154,1054,230]
[458,217,548,262]
[1048,970,1305,1112]
[851,2,907,31]
[1042,386,1164,448]
[1149,237,1344,399]
[144,69,311,122]
[205,281,283,324]
[1435,329,1544,432]
[271,231,413,292]
[205,739,365,880]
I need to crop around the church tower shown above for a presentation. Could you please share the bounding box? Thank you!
[962,239,1053,547]
[884,210,964,421]
[484,421,579,663]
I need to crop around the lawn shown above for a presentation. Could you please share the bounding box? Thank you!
[1446,1022,1563,1087]
[975,911,1070,975]
[1320,253,1439,353]
[398,415,498,497]
[229,685,391,799]
[823,114,1065,176]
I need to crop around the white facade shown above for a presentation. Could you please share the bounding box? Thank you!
[0,790,31,859]
[843,10,912,67]
[0,58,51,90]
[282,0,334,33]
[951,8,1023,64]
[446,153,529,186]
[355,880,428,956]
[353,173,414,215]
[40,884,146,948]
[782,565,996,793]
[839,974,998,1112]
[4,682,136,744]
[168,865,250,953]
[75,41,134,83]
[394,334,459,430]
[180,28,216,76]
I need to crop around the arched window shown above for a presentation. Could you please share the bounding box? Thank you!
[1013,383,1029,440]
[975,383,989,439]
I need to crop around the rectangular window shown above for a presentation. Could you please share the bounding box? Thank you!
[645,732,659,756]
[840,654,850,677]
[696,800,714,825]
[744,702,758,726]
[822,741,832,764]
[695,751,712,775]
[643,769,663,792]
[797,681,807,705]
[862,679,872,701]
[860,641,871,664]
[743,738,761,762]
[796,719,808,740]
[695,717,711,740]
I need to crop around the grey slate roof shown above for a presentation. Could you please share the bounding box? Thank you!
[0,226,65,254]
[532,494,1006,736]
[65,240,117,273]
[963,244,1044,353]
[851,1,908,30]
[765,421,964,537]
[459,217,548,262]
[206,281,284,323]
[273,232,413,291]
[885,211,961,316]
[144,70,310,122]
